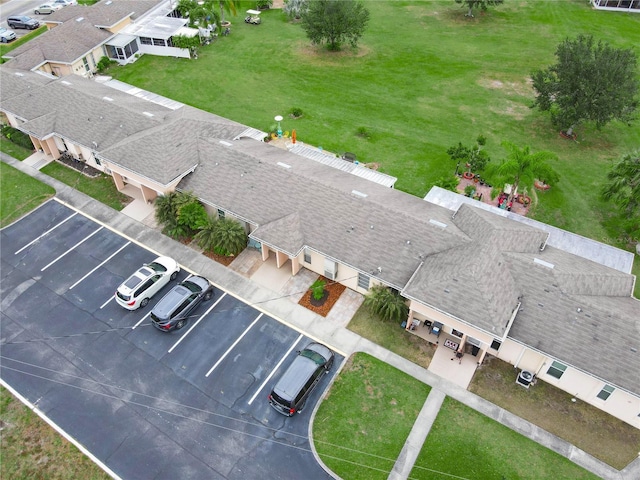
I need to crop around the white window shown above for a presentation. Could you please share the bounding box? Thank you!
[546,361,567,379]
[357,273,370,290]
[303,249,311,264]
[596,385,614,401]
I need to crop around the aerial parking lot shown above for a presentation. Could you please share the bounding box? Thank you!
[1,199,341,479]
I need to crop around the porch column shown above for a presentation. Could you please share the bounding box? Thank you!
[477,348,488,364]
[43,137,60,159]
[405,309,415,331]
[111,171,125,190]
[291,256,301,275]
[275,250,287,268]
[140,184,157,204]
[260,244,270,261]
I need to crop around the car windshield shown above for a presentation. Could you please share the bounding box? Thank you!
[147,261,167,273]
[182,280,203,293]
[299,349,326,366]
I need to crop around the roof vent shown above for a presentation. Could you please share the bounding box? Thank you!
[533,258,554,269]
[351,190,368,198]
[61,80,72,85]
[14,72,24,77]
[277,162,291,169]
[76,17,84,22]
[219,140,232,147]
[102,96,113,102]
[429,219,447,228]
[142,111,154,117]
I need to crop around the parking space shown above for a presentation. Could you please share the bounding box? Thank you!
[1,200,341,479]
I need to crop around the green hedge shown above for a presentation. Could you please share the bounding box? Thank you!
[1,125,34,150]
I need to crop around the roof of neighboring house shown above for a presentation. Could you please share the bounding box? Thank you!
[3,0,164,72]
[1,69,638,397]
[3,19,113,70]
[47,0,162,29]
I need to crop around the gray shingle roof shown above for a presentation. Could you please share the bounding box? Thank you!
[1,70,637,397]
[4,20,112,67]
[507,252,640,395]
[48,0,161,27]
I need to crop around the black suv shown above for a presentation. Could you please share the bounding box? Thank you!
[150,275,213,331]
[7,16,40,30]
[268,342,334,416]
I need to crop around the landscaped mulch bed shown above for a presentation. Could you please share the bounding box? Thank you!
[56,155,101,178]
[298,276,346,316]
[202,250,235,267]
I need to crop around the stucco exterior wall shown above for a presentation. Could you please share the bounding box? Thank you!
[498,338,640,428]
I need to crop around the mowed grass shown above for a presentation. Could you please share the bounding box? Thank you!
[40,162,130,211]
[410,397,601,480]
[0,136,34,160]
[469,355,640,470]
[111,0,640,253]
[0,162,54,227]
[313,353,431,480]
[348,304,435,369]
[0,386,110,480]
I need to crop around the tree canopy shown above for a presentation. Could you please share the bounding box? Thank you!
[454,0,504,17]
[495,141,559,202]
[447,135,490,175]
[602,151,640,241]
[531,34,639,136]
[300,0,370,51]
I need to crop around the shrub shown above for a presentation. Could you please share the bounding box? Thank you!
[290,106,304,118]
[209,217,247,256]
[363,284,408,322]
[177,201,208,233]
[1,125,34,150]
[433,176,459,192]
[310,279,326,300]
[355,126,372,140]
[96,56,117,73]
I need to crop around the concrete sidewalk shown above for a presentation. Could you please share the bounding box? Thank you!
[3,153,638,480]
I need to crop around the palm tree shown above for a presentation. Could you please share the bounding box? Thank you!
[363,284,408,323]
[217,0,237,24]
[194,214,218,251]
[496,141,559,203]
[211,217,247,256]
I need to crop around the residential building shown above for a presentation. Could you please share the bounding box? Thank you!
[1,67,638,429]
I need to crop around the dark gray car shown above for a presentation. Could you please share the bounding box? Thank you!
[269,342,334,416]
[150,275,213,331]
[7,16,40,30]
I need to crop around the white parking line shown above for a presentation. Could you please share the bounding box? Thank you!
[205,313,263,378]
[14,212,78,255]
[131,311,151,329]
[167,292,227,353]
[40,226,104,271]
[68,241,131,290]
[247,333,303,405]
[100,296,115,310]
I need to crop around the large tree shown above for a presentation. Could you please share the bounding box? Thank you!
[602,150,640,241]
[300,0,370,51]
[454,0,504,17]
[495,141,559,203]
[531,35,639,137]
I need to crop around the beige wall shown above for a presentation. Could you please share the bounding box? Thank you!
[297,248,373,294]
[108,16,132,34]
[498,339,640,428]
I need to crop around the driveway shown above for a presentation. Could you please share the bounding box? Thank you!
[1,200,341,479]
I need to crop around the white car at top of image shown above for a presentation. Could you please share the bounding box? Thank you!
[115,256,180,310]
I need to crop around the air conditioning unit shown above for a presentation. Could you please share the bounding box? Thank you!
[516,370,534,388]
[324,259,338,280]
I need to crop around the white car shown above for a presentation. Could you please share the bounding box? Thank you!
[115,256,180,310]
[53,0,78,6]
[0,27,17,43]
[34,3,64,15]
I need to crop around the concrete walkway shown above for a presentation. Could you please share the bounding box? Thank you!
[2,153,639,480]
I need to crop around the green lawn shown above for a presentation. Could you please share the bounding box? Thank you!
[40,162,130,211]
[348,304,435,369]
[0,162,55,227]
[0,386,110,480]
[0,136,33,160]
[410,397,600,480]
[313,353,431,480]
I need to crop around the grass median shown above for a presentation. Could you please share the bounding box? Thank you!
[0,162,54,228]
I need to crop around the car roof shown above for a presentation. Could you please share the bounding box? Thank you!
[182,275,209,292]
[273,354,321,401]
[151,285,191,318]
